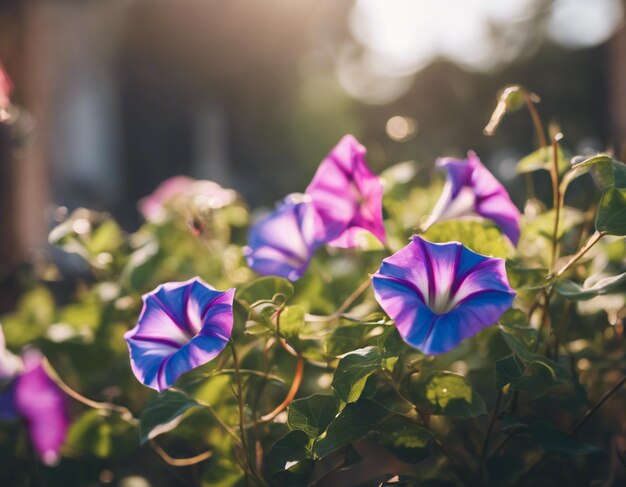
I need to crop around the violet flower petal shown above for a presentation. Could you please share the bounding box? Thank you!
[125,278,234,392]
[372,236,515,354]
[245,194,322,281]
[13,350,70,466]
[305,135,386,248]
[424,151,521,245]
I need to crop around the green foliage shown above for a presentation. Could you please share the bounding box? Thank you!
[412,372,486,418]
[596,187,626,236]
[4,89,626,486]
[64,410,137,458]
[421,219,512,258]
[139,390,201,444]
[332,346,382,403]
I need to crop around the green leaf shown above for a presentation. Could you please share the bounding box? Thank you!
[279,305,305,341]
[596,187,626,236]
[313,399,390,459]
[498,310,537,361]
[332,347,381,403]
[421,220,512,259]
[555,272,626,301]
[560,154,613,194]
[288,394,340,439]
[506,262,548,291]
[378,416,433,464]
[511,355,570,398]
[238,277,294,306]
[202,455,245,487]
[613,160,626,188]
[64,410,137,458]
[412,372,486,418]
[529,421,601,458]
[139,390,201,444]
[266,430,310,475]
[495,354,524,390]
[517,146,568,175]
[1,287,56,347]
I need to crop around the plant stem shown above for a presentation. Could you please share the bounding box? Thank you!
[259,356,304,422]
[43,358,136,424]
[479,389,503,480]
[551,230,605,279]
[525,93,547,149]
[229,341,253,479]
[549,134,563,270]
[149,439,213,467]
[306,278,371,322]
[569,375,626,437]
[516,375,626,485]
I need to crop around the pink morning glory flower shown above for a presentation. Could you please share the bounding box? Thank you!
[138,176,235,222]
[0,330,70,466]
[125,278,235,392]
[245,194,323,281]
[423,151,521,245]
[372,236,515,354]
[0,62,13,121]
[305,135,386,248]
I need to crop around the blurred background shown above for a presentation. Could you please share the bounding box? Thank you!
[0,0,625,300]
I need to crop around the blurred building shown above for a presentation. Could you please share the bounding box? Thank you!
[0,0,625,282]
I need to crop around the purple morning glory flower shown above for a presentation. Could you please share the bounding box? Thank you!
[372,236,515,354]
[245,194,323,281]
[305,135,386,248]
[423,151,521,245]
[0,332,70,466]
[125,278,235,392]
[13,350,71,465]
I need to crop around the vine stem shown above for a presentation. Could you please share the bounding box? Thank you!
[259,356,304,422]
[42,358,136,424]
[479,389,503,480]
[524,93,547,149]
[229,341,253,479]
[549,134,564,270]
[569,375,626,437]
[306,278,371,322]
[149,439,213,467]
[516,375,626,485]
[551,230,605,279]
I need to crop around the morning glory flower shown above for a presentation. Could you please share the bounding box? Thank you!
[305,135,386,248]
[0,62,13,122]
[0,330,70,466]
[245,194,322,281]
[139,176,236,222]
[372,236,515,354]
[423,151,521,245]
[125,278,235,392]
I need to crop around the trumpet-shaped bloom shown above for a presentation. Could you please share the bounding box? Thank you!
[424,152,521,245]
[372,236,515,354]
[0,330,70,466]
[305,135,386,248]
[245,194,322,281]
[14,350,71,465]
[0,62,13,121]
[125,278,234,392]
[139,176,235,222]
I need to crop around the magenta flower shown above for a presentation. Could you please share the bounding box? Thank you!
[372,236,515,354]
[0,62,13,121]
[245,194,322,281]
[305,135,386,248]
[423,151,521,245]
[138,176,235,222]
[125,278,235,392]
[0,331,70,466]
